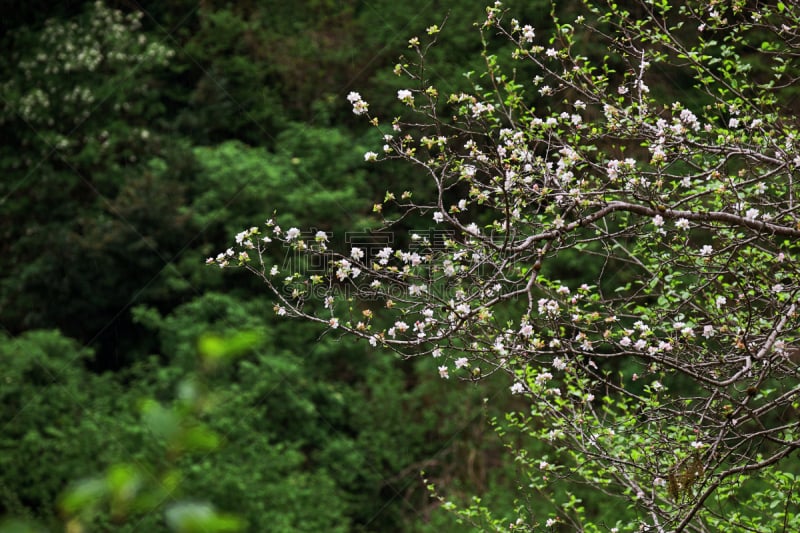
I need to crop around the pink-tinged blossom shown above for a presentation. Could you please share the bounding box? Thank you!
[703,325,715,338]
[653,215,664,227]
[432,348,442,358]
[285,227,301,240]
[347,92,369,115]
[328,317,339,329]
[510,382,525,394]
[335,259,351,281]
[519,324,534,337]
[522,25,535,42]
[679,109,700,130]
[455,357,469,369]
[470,101,495,117]
[538,298,560,317]
[438,365,449,379]
[552,357,566,371]
[716,295,727,308]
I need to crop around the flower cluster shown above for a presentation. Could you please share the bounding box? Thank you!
[347,91,369,115]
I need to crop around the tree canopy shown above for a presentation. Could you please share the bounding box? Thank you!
[214,1,800,530]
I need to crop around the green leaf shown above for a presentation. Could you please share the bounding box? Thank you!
[198,331,262,364]
[177,425,221,454]
[59,478,108,515]
[165,502,246,533]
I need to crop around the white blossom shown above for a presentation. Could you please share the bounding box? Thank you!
[675,218,690,230]
[522,25,535,42]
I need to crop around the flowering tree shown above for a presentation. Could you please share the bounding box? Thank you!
[212,1,800,530]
